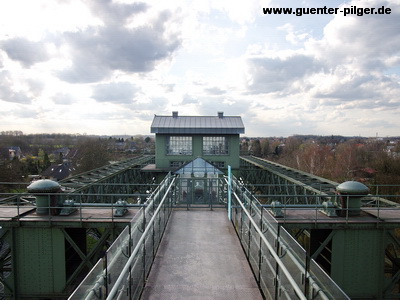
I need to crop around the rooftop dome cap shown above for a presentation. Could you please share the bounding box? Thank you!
[336,181,369,195]
[27,179,61,193]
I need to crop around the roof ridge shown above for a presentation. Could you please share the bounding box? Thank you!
[154,115,241,118]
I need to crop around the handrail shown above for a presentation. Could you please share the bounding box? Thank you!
[67,174,174,300]
[106,176,176,300]
[229,174,350,299]
[231,191,308,300]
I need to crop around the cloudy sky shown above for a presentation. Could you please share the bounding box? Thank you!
[0,0,399,137]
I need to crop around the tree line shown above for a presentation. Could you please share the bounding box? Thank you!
[243,136,400,197]
[0,134,154,193]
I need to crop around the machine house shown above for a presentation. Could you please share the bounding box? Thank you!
[150,111,245,172]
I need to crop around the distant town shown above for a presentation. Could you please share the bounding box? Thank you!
[1,131,400,195]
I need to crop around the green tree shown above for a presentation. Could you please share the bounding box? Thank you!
[37,149,51,172]
[22,156,40,175]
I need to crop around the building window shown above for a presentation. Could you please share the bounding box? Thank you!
[170,161,185,168]
[212,161,226,169]
[166,136,192,155]
[203,137,229,155]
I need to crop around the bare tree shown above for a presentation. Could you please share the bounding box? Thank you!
[250,139,262,156]
[75,138,112,174]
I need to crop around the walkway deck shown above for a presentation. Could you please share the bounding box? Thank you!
[141,209,263,300]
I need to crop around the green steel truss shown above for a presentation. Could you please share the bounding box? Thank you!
[0,156,159,299]
[240,156,338,205]
[61,155,155,200]
[1,155,400,299]
[240,155,400,299]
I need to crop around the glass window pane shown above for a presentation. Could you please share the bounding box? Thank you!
[166,136,192,155]
[203,137,229,155]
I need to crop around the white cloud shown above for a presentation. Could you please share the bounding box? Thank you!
[56,4,182,83]
[0,1,100,39]
[245,54,323,94]
[1,38,50,67]
[0,0,399,136]
[306,0,400,72]
[278,23,311,45]
[92,82,140,104]
[52,93,75,105]
[0,71,34,104]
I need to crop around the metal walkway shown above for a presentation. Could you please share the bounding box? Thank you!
[4,157,400,299]
[141,209,263,300]
[69,172,350,300]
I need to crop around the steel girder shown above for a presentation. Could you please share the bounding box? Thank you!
[240,156,336,205]
[0,225,121,299]
[61,156,155,203]
[239,156,400,299]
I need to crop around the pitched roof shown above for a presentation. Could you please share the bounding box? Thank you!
[42,163,74,181]
[174,157,224,175]
[151,112,245,134]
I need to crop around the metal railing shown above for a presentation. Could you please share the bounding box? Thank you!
[0,194,154,226]
[228,176,350,300]
[3,174,400,299]
[68,173,175,300]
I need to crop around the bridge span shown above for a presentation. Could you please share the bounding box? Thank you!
[67,164,349,300]
[1,155,400,299]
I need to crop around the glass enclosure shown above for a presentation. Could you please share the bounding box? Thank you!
[174,157,225,208]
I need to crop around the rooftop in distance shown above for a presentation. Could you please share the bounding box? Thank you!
[150,111,245,135]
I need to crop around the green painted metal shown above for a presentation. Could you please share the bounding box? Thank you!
[154,134,241,171]
[1,222,123,299]
[69,173,175,300]
[2,153,400,299]
[336,181,369,194]
[173,177,226,209]
[6,227,65,297]
[60,156,154,191]
[171,157,227,209]
[0,156,156,205]
[228,165,232,221]
[336,181,369,216]
[27,179,61,192]
[0,156,158,299]
[239,156,400,299]
[27,179,62,215]
[60,155,155,200]
[331,229,386,298]
[240,156,338,205]
[229,175,350,300]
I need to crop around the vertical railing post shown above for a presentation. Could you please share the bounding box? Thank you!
[103,252,108,296]
[209,179,213,211]
[258,206,263,282]
[228,165,232,221]
[128,223,132,299]
[142,205,146,287]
